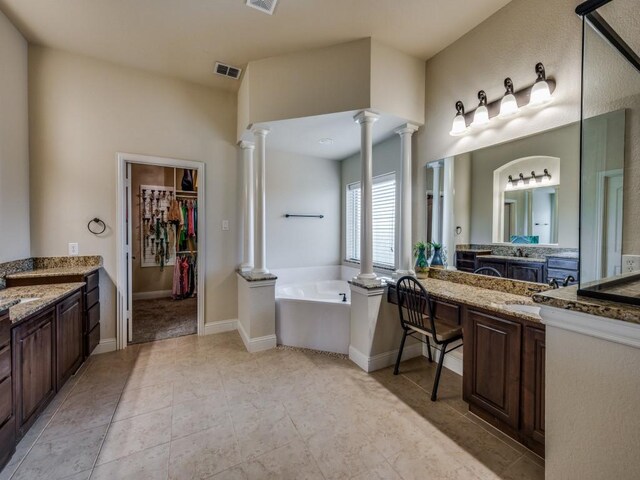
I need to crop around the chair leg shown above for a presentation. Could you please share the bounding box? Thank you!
[431,343,447,401]
[425,336,433,363]
[393,330,408,375]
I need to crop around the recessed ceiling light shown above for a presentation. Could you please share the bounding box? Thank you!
[318,138,334,145]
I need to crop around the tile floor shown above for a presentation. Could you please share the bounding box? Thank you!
[0,332,544,480]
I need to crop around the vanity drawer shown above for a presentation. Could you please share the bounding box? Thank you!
[85,272,99,292]
[87,302,100,332]
[87,324,100,356]
[0,376,12,424]
[432,300,461,327]
[0,345,10,381]
[547,258,579,270]
[85,287,99,310]
[548,268,579,280]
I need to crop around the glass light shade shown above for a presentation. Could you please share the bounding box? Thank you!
[542,174,551,183]
[499,93,519,118]
[471,105,490,127]
[449,114,468,136]
[529,80,552,107]
[505,181,514,191]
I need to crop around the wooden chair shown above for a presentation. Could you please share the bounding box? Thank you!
[474,266,503,277]
[393,276,463,401]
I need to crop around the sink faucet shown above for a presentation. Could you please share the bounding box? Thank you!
[339,292,347,302]
[548,279,559,289]
[562,275,575,287]
[516,248,524,257]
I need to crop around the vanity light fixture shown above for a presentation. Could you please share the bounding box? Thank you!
[517,173,525,187]
[506,169,553,189]
[449,101,469,136]
[471,91,490,127]
[529,63,553,107]
[498,78,519,118]
[541,168,552,183]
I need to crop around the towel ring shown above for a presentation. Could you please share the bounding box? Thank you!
[87,218,106,235]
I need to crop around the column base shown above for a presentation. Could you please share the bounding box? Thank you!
[352,275,383,288]
[240,263,253,273]
[252,267,269,275]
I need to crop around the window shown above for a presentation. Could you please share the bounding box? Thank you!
[345,173,396,269]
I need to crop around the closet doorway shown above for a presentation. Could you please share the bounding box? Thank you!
[116,153,205,350]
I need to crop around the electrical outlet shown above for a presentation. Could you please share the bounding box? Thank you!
[222,220,229,231]
[68,242,79,256]
[622,255,640,273]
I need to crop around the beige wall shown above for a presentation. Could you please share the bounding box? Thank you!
[0,9,30,263]
[414,0,583,245]
[546,326,640,479]
[28,46,238,341]
[130,164,174,294]
[265,149,341,268]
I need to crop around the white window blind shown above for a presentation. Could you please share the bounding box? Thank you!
[345,173,396,269]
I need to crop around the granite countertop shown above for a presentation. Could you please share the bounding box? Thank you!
[6,265,101,280]
[456,248,492,253]
[236,270,278,282]
[480,254,546,263]
[534,285,640,324]
[0,298,20,315]
[0,283,86,324]
[545,252,579,259]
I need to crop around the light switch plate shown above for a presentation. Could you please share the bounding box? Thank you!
[622,255,640,273]
[222,220,229,231]
[68,242,79,256]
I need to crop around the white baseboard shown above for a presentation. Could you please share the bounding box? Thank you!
[204,319,237,335]
[91,337,117,355]
[132,290,172,301]
[349,342,423,373]
[237,320,277,353]
[424,343,463,376]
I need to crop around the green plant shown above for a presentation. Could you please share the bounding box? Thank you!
[429,241,442,250]
[413,241,429,258]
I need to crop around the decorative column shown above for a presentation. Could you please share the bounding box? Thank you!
[252,127,270,274]
[429,161,442,245]
[239,141,255,272]
[442,157,455,267]
[354,111,380,283]
[394,124,419,278]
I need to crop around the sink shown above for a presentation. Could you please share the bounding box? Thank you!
[502,304,541,316]
[18,297,40,305]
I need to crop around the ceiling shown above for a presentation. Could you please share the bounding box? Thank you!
[247,111,408,161]
[0,0,512,92]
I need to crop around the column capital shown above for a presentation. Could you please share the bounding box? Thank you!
[395,123,420,136]
[353,110,380,125]
[238,140,255,150]
[251,126,271,137]
[427,161,443,169]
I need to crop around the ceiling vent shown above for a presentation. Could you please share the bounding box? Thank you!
[214,62,242,80]
[246,0,278,15]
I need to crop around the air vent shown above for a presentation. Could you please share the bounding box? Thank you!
[246,0,278,15]
[214,62,242,80]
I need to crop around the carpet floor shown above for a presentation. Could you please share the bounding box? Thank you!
[130,297,197,344]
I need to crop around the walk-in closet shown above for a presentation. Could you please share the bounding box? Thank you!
[130,164,199,344]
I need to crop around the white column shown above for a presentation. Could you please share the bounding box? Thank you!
[239,141,255,272]
[442,157,455,267]
[252,127,270,274]
[429,162,442,244]
[394,124,419,277]
[354,111,380,282]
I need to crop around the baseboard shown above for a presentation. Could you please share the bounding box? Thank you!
[91,337,117,355]
[425,343,463,376]
[349,342,423,373]
[204,319,237,335]
[237,320,277,353]
[132,290,172,301]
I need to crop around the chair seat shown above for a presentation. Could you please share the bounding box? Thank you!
[407,317,462,342]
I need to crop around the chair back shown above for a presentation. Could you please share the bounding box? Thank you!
[396,276,439,342]
[474,266,503,277]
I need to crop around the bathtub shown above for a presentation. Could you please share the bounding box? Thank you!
[274,269,355,354]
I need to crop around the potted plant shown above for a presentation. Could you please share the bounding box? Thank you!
[413,241,430,278]
[429,241,445,268]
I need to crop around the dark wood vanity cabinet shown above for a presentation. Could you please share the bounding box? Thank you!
[546,256,579,286]
[476,257,546,283]
[455,250,492,273]
[522,326,546,453]
[12,307,57,439]
[56,291,84,388]
[475,258,508,277]
[0,310,15,469]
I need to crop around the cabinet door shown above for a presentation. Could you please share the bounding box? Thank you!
[13,309,56,437]
[476,258,507,277]
[56,292,83,388]
[523,326,546,450]
[508,262,545,283]
[463,309,522,428]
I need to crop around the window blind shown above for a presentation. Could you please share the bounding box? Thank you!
[345,173,396,269]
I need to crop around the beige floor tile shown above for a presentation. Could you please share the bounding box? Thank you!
[501,455,545,480]
[350,459,403,480]
[241,441,324,480]
[168,424,241,480]
[207,466,249,480]
[172,375,226,406]
[96,406,172,465]
[113,381,174,421]
[172,394,230,440]
[388,441,482,480]
[90,443,170,480]
[60,471,92,480]
[12,424,107,480]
